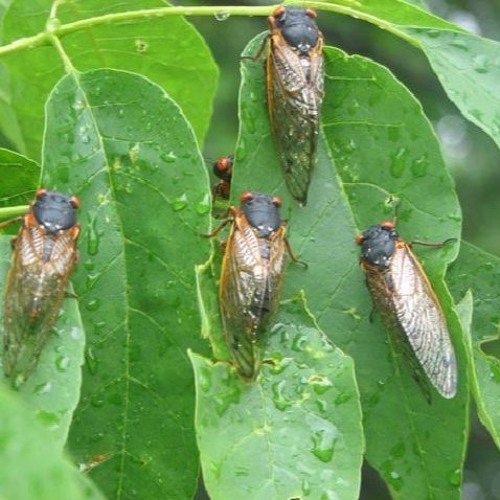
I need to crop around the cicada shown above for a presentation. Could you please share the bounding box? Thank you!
[212,154,233,201]
[356,221,457,399]
[1,189,80,386]
[265,5,324,205]
[213,191,289,381]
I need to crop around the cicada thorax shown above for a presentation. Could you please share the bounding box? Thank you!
[266,6,324,205]
[357,222,457,400]
[219,192,286,381]
[3,189,80,385]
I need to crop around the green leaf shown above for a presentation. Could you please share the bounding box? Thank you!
[235,34,468,498]
[191,297,363,500]
[0,236,85,450]
[447,242,500,449]
[1,0,218,159]
[401,28,500,149]
[0,381,104,500]
[42,68,211,498]
[0,65,26,153]
[317,0,500,151]
[0,147,39,207]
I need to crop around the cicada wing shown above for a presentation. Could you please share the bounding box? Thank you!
[266,226,287,316]
[3,223,78,382]
[267,38,324,203]
[388,245,457,398]
[219,221,266,380]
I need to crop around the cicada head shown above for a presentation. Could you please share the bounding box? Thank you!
[270,5,320,56]
[33,189,80,234]
[356,221,398,270]
[240,191,282,238]
[213,155,234,183]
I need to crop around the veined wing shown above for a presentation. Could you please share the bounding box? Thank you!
[388,244,457,398]
[220,218,267,380]
[3,221,78,380]
[267,37,323,203]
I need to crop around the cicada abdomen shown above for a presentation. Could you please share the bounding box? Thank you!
[2,189,80,386]
[266,6,324,205]
[212,154,234,201]
[218,191,287,381]
[356,221,457,400]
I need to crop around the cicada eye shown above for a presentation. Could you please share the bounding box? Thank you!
[306,8,317,18]
[355,234,364,246]
[240,191,254,203]
[272,196,282,208]
[70,196,80,209]
[380,221,395,231]
[272,6,285,19]
[35,188,47,198]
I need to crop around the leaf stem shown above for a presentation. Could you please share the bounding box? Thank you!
[0,2,426,58]
[0,205,28,221]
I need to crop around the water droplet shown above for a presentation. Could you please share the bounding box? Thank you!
[291,333,308,352]
[390,148,408,178]
[90,395,104,408]
[236,138,247,161]
[334,393,352,405]
[196,194,210,215]
[55,355,71,372]
[310,423,337,463]
[448,468,461,486]
[85,348,98,375]
[86,298,101,311]
[86,273,99,290]
[171,194,188,211]
[214,10,230,21]
[199,367,212,392]
[34,381,52,395]
[272,380,293,411]
[129,142,140,162]
[472,54,490,74]
[36,410,61,430]
[410,155,428,177]
[161,151,177,163]
[86,215,99,256]
[301,479,311,496]
[70,327,81,340]
[309,375,333,395]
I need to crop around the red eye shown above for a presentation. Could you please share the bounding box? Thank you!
[70,196,80,209]
[240,191,254,203]
[272,6,285,18]
[36,188,47,198]
[380,221,394,230]
[272,196,282,208]
[306,8,317,18]
[355,234,364,245]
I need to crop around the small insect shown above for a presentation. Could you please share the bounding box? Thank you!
[212,154,234,201]
[1,189,80,386]
[211,191,295,380]
[264,5,324,205]
[356,221,457,400]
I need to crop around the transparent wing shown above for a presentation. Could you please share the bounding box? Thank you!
[3,219,78,381]
[219,217,286,380]
[267,34,324,203]
[388,245,457,398]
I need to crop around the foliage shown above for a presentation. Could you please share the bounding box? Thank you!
[0,0,499,498]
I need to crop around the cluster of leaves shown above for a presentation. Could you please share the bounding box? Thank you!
[0,1,499,499]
